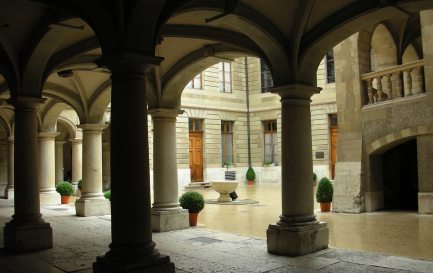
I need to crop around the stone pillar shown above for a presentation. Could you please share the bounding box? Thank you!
[93,55,174,272]
[69,138,82,189]
[55,140,65,183]
[149,108,189,232]
[75,124,109,216]
[5,137,14,199]
[417,135,433,214]
[39,132,60,206]
[267,84,328,256]
[0,141,8,197]
[102,142,110,191]
[4,96,52,252]
[421,10,433,93]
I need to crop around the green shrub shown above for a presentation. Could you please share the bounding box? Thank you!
[246,167,256,180]
[56,181,74,196]
[179,191,205,213]
[78,179,82,190]
[316,177,333,203]
[104,190,111,200]
[313,172,317,182]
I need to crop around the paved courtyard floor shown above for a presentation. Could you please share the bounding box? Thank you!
[0,184,431,272]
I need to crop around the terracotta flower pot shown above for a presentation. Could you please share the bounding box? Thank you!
[61,195,71,204]
[247,180,254,186]
[320,202,331,212]
[189,212,199,226]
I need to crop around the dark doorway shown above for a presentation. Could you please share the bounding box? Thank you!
[383,139,418,210]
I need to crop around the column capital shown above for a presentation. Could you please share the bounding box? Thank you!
[97,52,164,75]
[271,84,321,101]
[68,138,83,145]
[78,123,107,133]
[9,96,46,108]
[38,132,59,140]
[148,108,184,119]
[55,140,67,145]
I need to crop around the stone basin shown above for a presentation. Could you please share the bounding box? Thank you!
[211,180,239,202]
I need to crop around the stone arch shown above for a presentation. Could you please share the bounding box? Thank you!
[159,45,253,109]
[367,125,433,155]
[370,24,398,71]
[57,116,78,140]
[402,44,420,63]
[365,125,433,212]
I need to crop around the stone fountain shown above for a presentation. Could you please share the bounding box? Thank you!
[211,180,239,202]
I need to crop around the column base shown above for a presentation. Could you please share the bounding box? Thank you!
[40,191,60,206]
[93,254,175,273]
[4,221,53,252]
[418,192,433,214]
[151,209,189,232]
[5,187,14,199]
[76,198,110,216]
[267,221,328,256]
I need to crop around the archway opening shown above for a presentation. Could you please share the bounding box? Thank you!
[383,139,418,210]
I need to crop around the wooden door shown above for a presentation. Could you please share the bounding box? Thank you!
[330,127,338,179]
[189,132,203,182]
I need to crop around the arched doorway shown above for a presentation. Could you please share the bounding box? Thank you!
[383,139,418,210]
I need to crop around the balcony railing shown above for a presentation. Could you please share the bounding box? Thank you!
[360,60,425,106]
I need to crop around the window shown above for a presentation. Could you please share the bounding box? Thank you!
[221,121,233,166]
[264,120,278,164]
[261,59,273,93]
[326,49,335,83]
[187,73,202,89]
[189,119,203,131]
[219,62,232,93]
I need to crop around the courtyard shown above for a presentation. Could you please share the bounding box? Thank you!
[0,184,432,272]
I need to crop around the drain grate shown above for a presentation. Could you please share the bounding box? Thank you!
[188,237,222,245]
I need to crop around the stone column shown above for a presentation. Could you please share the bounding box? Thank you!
[55,140,65,183]
[93,55,174,272]
[421,10,433,93]
[69,138,82,189]
[39,132,60,206]
[417,135,433,214]
[0,141,8,197]
[75,124,109,216]
[4,96,52,252]
[102,142,110,191]
[267,84,328,256]
[150,108,189,232]
[5,137,14,199]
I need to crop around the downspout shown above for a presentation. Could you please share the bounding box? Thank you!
[245,57,252,167]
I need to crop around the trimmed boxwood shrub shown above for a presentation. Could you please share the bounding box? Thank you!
[246,167,256,181]
[179,191,205,213]
[316,177,333,203]
[77,179,82,190]
[104,190,111,201]
[56,181,74,196]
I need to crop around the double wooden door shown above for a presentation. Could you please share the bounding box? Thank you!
[189,132,203,182]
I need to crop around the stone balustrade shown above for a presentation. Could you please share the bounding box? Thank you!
[360,60,425,105]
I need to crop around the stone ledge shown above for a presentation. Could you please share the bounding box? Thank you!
[267,221,328,256]
[151,209,189,232]
[75,198,110,217]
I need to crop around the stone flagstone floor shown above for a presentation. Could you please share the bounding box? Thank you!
[0,203,431,272]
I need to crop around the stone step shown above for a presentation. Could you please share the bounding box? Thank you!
[185,182,212,190]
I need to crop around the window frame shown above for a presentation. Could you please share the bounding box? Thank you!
[263,120,278,165]
[221,121,234,166]
[260,59,274,93]
[326,49,335,84]
[219,62,232,93]
[187,73,203,89]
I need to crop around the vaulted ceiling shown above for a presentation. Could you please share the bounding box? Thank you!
[0,0,431,130]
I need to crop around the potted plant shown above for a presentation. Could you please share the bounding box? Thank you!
[246,167,256,186]
[316,177,333,212]
[179,191,205,226]
[104,190,111,201]
[56,181,74,204]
